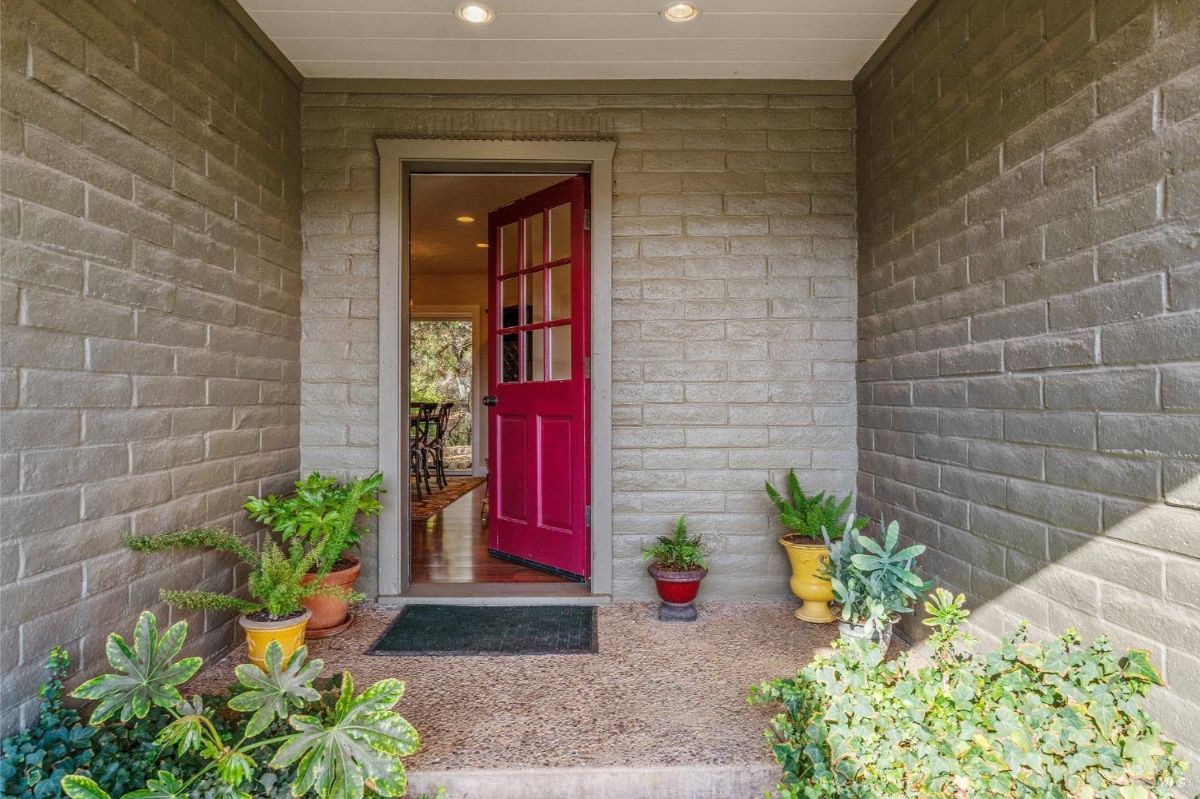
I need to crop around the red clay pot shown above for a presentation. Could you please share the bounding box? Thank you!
[647,563,707,621]
[301,555,360,637]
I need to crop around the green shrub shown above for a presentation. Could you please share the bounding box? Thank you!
[42,612,419,799]
[0,650,265,799]
[821,516,931,634]
[125,528,358,620]
[244,472,383,574]
[641,516,706,571]
[748,589,1187,798]
[764,470,866,542]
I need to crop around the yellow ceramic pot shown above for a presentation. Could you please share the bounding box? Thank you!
[239,610,311,670]
[779,538,835,623]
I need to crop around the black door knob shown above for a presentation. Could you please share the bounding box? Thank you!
[482,395,498,407]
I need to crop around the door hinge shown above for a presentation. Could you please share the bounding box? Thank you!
[583,209,592,231]
[584,356,591,379]
[585,505,592,527]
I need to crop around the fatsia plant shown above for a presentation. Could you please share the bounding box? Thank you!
[72,613,201,725]
[61,612,420,799]
[271,673,418,799]
[764,470,867,541]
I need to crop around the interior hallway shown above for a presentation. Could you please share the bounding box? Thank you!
[410,483,569,584]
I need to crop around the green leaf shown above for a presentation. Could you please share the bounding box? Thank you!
[1119,649,1164,685]
[1122,736,1165,778]
[270,672,419,799]
[1089,699,1117,740]
[155,713,211,758]
[61,776,112,799]
[122,771,186,799]
[228,641,323,738]
[70,612,202,724]
[217,751,256,788]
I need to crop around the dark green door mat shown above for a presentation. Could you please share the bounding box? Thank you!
[368,605,597,656]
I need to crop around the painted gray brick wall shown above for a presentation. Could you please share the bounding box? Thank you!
[299,90,860,600]
[0,0,302,732]
[854,0,1200,772]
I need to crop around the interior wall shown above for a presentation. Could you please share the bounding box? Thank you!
[299,88,861,600]
[854,0,1199,773]
[0,0,302,732]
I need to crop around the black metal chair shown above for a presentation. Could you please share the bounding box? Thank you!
[409,403,436,497]
[427,402,456,489]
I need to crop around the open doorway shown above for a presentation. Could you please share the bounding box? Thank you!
[407,173,588,587]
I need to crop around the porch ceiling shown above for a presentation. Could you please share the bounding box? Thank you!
[235,0,918,81]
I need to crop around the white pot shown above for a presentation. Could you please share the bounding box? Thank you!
[838,619,894,652]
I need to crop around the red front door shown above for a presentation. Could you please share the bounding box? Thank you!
[486,176,590,579]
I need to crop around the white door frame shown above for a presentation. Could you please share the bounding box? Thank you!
[409,305,484,478]
[376,138,616,599]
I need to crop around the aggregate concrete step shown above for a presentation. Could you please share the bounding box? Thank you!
[407,764,779,799]
[191,603,838,799]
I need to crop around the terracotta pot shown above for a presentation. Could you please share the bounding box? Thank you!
[647,563,707,622]
[301,555,360,637]
[779,537,835,624]
[240,610,310,670]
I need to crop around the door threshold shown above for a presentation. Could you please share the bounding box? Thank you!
[381,582,608,605]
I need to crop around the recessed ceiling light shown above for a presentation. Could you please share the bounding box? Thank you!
[475,242,489,248]
[661,3,699,23]
[455,3,494,24]
[456,215,475,223]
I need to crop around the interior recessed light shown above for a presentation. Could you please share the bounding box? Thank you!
[475,242,489,248]
[456,215,475,223]
[661,2,699,22]
[455,3,494,24]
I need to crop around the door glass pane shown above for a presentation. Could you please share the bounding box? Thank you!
[524,212,544,267]
[500,332,518,383]
[526,269,544,325]
[548,263,571,321]
[526,328,545,382]
[549,324,571,381]
[549,203,571,261]
[501,275,518,317]
[500,222,517,274]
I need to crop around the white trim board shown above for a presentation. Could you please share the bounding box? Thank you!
[375,137,617,599]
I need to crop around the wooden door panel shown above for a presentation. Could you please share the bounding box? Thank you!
[496,414,527,523]
[486,176,590,579]
[537,415,573,532]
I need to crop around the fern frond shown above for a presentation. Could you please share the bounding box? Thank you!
[160,590,259,614]
[124,528,259,567]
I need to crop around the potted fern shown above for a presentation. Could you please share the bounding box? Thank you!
[822,516,932,651]
[642,516,707,621]
[765,469,866,623]
[244,471,382,638]
[124,528,358,669]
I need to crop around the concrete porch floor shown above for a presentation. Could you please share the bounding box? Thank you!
[189,601,861,799]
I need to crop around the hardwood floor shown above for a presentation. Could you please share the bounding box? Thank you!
[410,482,568,584]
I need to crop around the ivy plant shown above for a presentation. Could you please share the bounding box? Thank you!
[748,589,1188,798]
[57,612,419,799]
